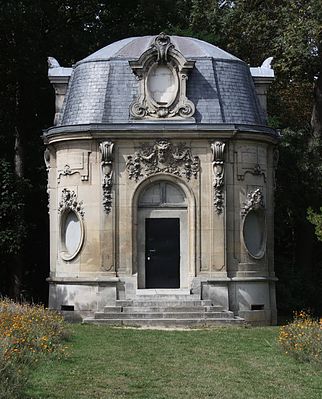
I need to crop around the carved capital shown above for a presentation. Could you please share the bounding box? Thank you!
[211,141,226,214]
[100,140,114,214]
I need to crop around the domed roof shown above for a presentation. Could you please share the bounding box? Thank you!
[58,35,267,128]
[79,35,241,64]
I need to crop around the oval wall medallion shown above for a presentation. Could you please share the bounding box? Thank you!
[147,64,177,107]
[242,209,266,259]
[60,209,84,261]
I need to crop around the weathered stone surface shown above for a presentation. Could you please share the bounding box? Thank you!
[45,34,278,326]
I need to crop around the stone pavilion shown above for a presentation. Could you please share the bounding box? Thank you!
[44,33,279,325]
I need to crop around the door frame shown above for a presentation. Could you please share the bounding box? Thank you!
[132,175,197,289]
[138,208,188,288]
[145,217,180,288]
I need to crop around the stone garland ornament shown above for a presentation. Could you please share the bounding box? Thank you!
[126,139,200,182]
[44,148,51,212]
[211,141,226,215]
[129,32,195,119]
[242,188,265,216]
[58,188,84,218]
[100,140,115,214]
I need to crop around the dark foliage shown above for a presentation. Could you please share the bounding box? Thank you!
[0,0,321,313]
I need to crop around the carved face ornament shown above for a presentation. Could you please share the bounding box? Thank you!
[155,140,170,163]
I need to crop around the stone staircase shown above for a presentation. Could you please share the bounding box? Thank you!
[83,292,244,327]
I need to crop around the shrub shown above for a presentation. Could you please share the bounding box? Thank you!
[0,299,69,399]
[278,311,322,365]
[0,342,28,399]
[0,298,68,360]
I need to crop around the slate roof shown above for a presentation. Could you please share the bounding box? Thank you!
[59,35,265,127]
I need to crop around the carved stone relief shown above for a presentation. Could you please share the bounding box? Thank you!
[100,140,114,214]
[44,148,50,172]
[211,141,226,215]
[58,188,84,218]
[242,188,265,216]
[44,148,51,213]
[236,145,267,182]
[129,33,195,119]
[57,151,91,183]
[126,139,200,182]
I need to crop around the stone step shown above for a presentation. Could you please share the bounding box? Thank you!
[206,306,225,312]
[103,306,122,313]
[116,300,212,307]
[135,289,192,296]
[134,295,199,301]
[120,306,208,313]
[94,311,235,320]
[83,318,245,327]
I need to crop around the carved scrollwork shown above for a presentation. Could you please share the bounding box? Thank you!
[100,140,114,214]
[178,100,195,118]
[129,33,195,120]
[126,139,200,182]
[130,102,147,118]
[58,188,84,218]
[152,32,174,64]
[211,141,226,215]
[242,188,265,216]
[57,164,78,180]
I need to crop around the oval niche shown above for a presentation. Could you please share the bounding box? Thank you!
[60,210,84,261]
[147,64,177,106]
[242,210,266,259]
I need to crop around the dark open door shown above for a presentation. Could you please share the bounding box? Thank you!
[145,218,180,288]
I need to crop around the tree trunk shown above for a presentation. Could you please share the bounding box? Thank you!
[311,32,322,139]
[12,82,24,300]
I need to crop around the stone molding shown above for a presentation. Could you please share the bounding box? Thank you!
[129,33,195,119]
[126,139,200,182]
[100,140,114,214]
[242,188,265,216]
[57,151,91,183]
[211,141,226,214]
[58,188,84,218]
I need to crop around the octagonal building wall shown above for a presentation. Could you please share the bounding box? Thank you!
[45,34,278,325]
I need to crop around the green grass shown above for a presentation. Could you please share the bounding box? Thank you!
[26,325,322,399]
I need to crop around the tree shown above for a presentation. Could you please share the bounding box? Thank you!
[0,0,321,311]
[308,208,322,242]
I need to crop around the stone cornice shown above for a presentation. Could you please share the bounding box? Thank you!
[43,123,279,145]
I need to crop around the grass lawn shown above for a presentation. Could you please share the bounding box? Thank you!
[26,324,322,399]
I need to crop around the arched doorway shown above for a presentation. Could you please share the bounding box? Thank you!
[137,181,188,289]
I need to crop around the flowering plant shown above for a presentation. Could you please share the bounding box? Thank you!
[278,311,322,365]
